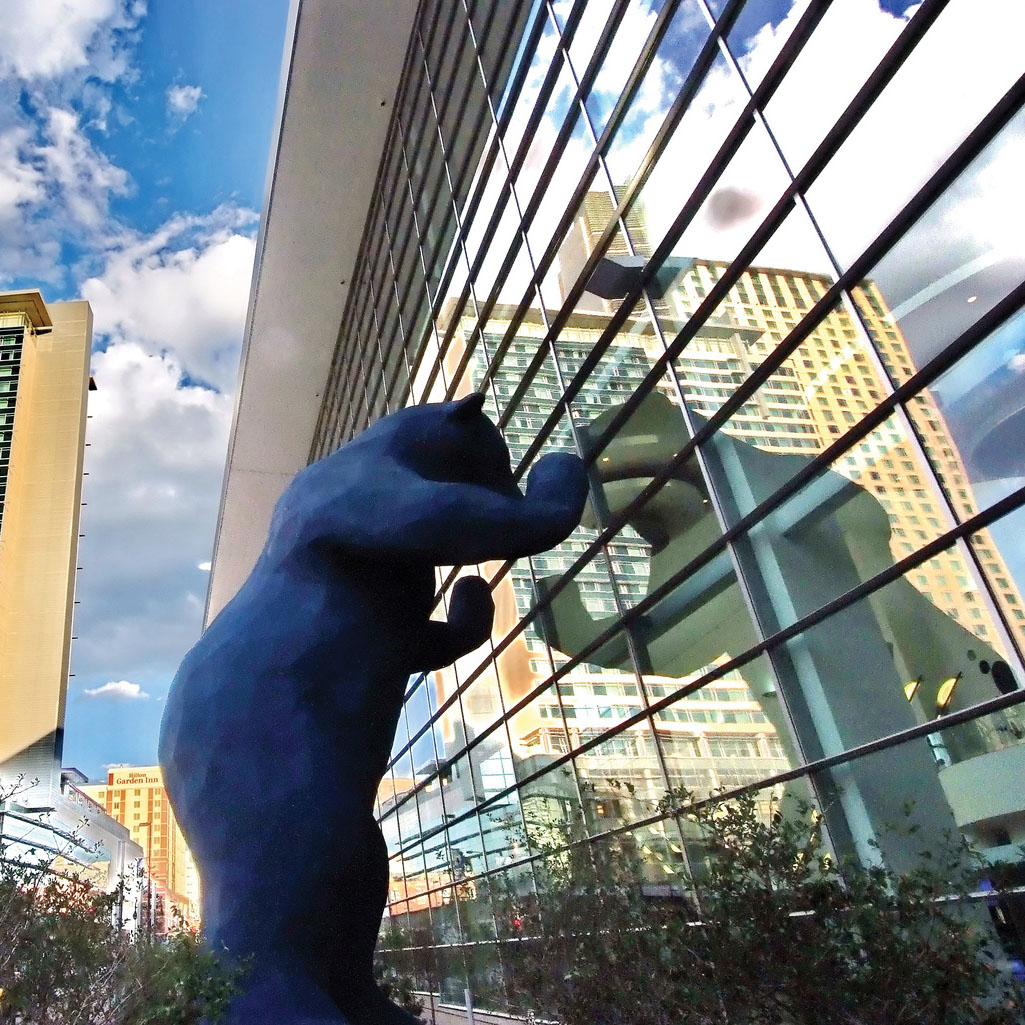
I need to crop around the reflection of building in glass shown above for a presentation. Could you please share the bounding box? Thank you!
[427,299,799,829]
[83,766,201,931]
[680,264,1022,650]
[429,252,1025,812]
[563,193,1025,655]
[207,0,1025,1009]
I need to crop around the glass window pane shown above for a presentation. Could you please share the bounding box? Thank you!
[515,60,578,204]
[725,410,953,633]
[759,0,909,173]
[659,207,837,382]
[815,733,1025,893]
[571,716,670,833]
[763,536,1025,771]
[602,0,716,193]
[902,310,1025,518]
[709,311,863,459]
[503,7,563,162]
[473,199,527,302]
[473,3,534,116]
[434,24,481,162]
[487,320,561,431]
[805,0,1025,269]
[652,654,800,796]
[970,502,1025,661]
[524,118,594,265]
[849,106,1025,374]
[725,0,809,92]
[579,0,676,139]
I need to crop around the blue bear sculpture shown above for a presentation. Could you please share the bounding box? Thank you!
[159,394,588,1025]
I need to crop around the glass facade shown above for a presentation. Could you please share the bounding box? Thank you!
[0,321,25,526]
[311,0,1025,1011]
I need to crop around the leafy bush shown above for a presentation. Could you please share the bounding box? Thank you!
[492,787,1025,1025]
[374,956,425,1023]
[0,797,244,1024]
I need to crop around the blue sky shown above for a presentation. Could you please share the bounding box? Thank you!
[0,0,290,780]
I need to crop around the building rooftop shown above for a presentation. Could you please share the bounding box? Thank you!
[0,290,53,328]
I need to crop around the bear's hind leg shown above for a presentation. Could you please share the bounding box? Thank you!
[323,815,421,1025]
[225,961,349,1025]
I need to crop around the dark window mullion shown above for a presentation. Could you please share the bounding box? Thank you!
[310,182,392,452]
[471,0,757,423]
[401,3,558,399]
[415,16,480,300]
[446,0,514,204]
[442,0,637,402]
[317,260,378,451]
[390,105,452,411]
[497,0,952,474]
[414,0,591,402]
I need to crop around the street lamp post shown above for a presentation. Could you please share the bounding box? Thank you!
[137,821,153,940]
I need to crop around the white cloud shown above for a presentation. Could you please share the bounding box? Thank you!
[67,211,250,682]
[82,81,115,133]
[197,561,212,572]
[38,107,131,229]
[71,338,234,683]
[57,204,254,704]
[83,680,150,701]
[0,0,142,83]
[81,206,258,390]
[0,0,142,286]
[65,209,256,723]
[0,106,132,284]
[167,83,203,122]
[0,126,46,220]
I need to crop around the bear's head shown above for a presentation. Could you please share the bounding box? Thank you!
[381,392,520,497]
[264,394,588,570]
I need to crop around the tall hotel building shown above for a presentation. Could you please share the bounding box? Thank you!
[208,0,1025,1009]
[0,292,92,804]
[0,292,141,909]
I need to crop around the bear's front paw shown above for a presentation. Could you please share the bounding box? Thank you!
[416,576,496,671]
[448,575,495,650]
[524,451,589,526]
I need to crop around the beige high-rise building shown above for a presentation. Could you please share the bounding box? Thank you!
[0,291,92,810]
[82,766,201,930]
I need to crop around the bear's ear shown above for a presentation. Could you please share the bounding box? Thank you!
[450,392,486,420]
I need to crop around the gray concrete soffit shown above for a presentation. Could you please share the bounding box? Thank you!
[205,0,420,624]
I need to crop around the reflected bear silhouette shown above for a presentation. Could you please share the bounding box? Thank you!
[159,394,587,1025]
[537,392,1018,769]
